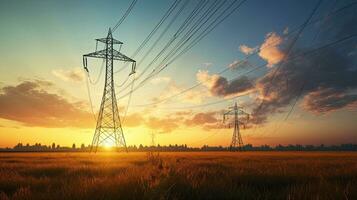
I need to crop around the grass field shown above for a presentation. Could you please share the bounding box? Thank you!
[0,152,356,200]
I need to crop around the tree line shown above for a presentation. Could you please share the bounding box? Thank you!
[0,143,356,152]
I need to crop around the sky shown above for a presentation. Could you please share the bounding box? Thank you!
[0,0,356,148]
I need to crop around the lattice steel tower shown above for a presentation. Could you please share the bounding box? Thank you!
[83,28,136,152]
[223,102,250,150]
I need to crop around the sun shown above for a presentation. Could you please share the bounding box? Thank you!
[103,141,115,149]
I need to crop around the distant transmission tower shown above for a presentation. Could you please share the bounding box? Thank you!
[83,28,136,152]
[223,102,250,151]
[150,131,156,147]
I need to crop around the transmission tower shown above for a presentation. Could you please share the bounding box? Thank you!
[150,131,156,147]
[83,28,136,152]
[223,102,250,151]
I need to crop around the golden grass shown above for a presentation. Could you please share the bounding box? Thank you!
[0,152,356,200]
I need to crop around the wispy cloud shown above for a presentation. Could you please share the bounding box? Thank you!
[145,116,181,133]
[150,76,171,84]
[52,68,85,82]
[239,45,257,55]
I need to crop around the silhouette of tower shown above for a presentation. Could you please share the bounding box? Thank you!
[150,131,156,147]
[83,28,136,152]
[223,102,250,150]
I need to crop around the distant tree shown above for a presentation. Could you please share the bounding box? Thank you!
[72,143,76,149]
[52,143,56,149]
[81,144,85,149]
[56,145,60,149]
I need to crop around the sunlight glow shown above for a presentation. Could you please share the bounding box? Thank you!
[103,141,115,149]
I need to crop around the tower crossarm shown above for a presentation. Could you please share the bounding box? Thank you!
[96,37,123,44]
[238,110,249,116]
[223,109,235,123]
[83,49,136,74]
[112,49,136,62]
[223,110,234,116]
[84,49,136,62]
[229,106,243,110]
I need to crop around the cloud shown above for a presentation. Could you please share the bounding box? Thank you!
[175,111,193,116]
[185,112,218,126]
[52,68,85,82]
[123,113,144,127]
[239,45,257,55]
[196,70,220,88]
[197,70,254,97]
[258,32,285,67]
[0,80,92,128]
[145,117,181,133]
[228,60,254,70]
[248,13,357,124]
[183,111,228,130]
[302,88,357,114]
[251,38,357,124]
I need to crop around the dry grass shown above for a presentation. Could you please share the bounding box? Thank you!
[0,152,356,200]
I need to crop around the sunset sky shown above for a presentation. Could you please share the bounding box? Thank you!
[0,0,356,148]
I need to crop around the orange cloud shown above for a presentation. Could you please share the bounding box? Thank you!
[258,32,285,67]
[302,88,357,114]
[123,113,144,127]
[145,116,181,133]
[196,70,254,97]
[0,80,92,128]
[185,112,218,126]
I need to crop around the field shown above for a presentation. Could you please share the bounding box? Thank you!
[0,152,356,200]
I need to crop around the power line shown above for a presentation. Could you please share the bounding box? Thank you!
[135,33,357,110]
[123,0,181,63]
[113,0,182,75]
[122,0,195,93]
[112,0,139,32]
[161,0,248,68]
[136,0,247,98]
[251,33,357,135]
[116,0,224,98]
[88,59,105,85]
[118,0,248,99]
[283,0,339,122]
[118,0,186,124]
[134,0,207,78]
[135,0,230,86]
[269,0,340,136]
[131,0,225,87]
[123,1,357,106]
[152,0,228,70]
[84,69,97,122]
[253,0,323,123]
